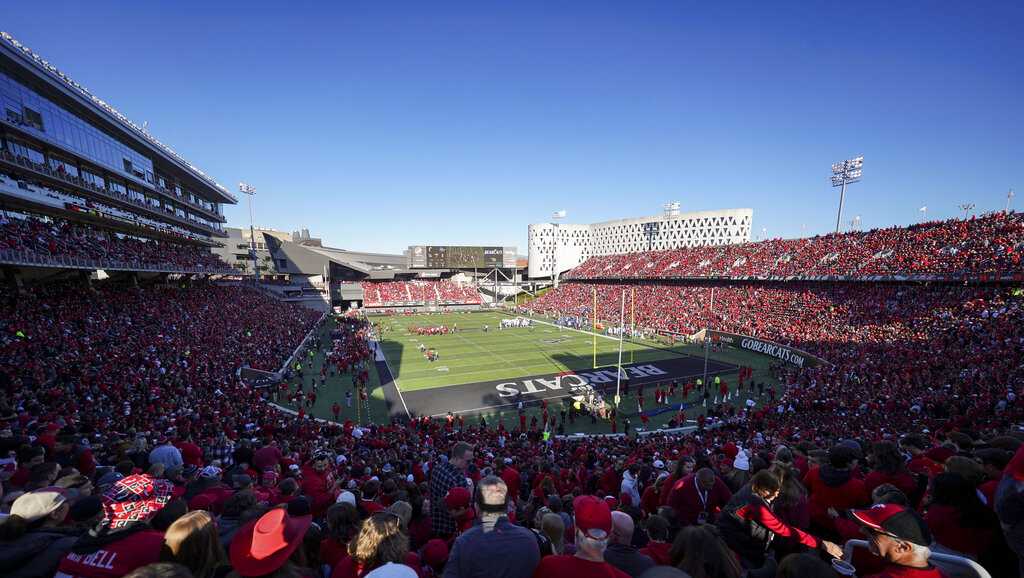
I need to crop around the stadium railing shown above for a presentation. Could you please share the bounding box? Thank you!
[0,248,237,275]
[842,539,991,578]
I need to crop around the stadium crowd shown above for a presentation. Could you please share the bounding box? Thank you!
[0,212,1022,578]
[0,281,1019,578]
[362,281,481,307]
[567,212,1024,281]
[0,212,232,272]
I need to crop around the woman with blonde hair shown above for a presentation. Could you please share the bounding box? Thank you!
[160,510,228,578]
[332,512,414,578]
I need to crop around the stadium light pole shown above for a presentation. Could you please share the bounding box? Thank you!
[919,205,927,222]
[1008,189,1015,212]
[831,156,864,233]
[701,287,716,391]
[614,289,626,408]
[959,203,975,220]
[551,210,566,289]
[239,182,258,283]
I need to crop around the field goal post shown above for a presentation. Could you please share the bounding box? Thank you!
[592,286,636,369]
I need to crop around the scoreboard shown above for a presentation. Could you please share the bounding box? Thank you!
[408,246,517,269]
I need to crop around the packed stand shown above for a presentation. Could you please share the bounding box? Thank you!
[0,212,232,272]
[0,279,1023,576]
[566,212,1024,281]
[361,280,481,307]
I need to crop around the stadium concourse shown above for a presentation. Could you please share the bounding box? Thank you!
[0,215,1023,578]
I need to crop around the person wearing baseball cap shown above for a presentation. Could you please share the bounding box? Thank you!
[444,486,475,534]
[851,504,949,577]
[533,495,629,578]
[0,490,78,578]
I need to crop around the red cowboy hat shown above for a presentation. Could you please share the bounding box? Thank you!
[230,507,312,577]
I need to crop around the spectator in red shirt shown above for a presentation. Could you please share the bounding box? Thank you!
[532,495,629,578]
[667,468,732,527]
[659,455,695,507]
[638,515,672,565]
[176,434,203,468]
[804,445,869,534]
[300,452,340,517]
[924,473,1003,564]
[57,474,173,578]
[500,457,521,501]
[865,442,918,499]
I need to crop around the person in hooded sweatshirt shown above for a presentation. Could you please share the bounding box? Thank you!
[0,489,81,578]
[803,444,869,534]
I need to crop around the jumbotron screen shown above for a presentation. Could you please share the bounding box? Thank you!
[408,245,517,268]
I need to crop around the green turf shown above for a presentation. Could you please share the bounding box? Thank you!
[374,311,697,391]
[281,311,784,434]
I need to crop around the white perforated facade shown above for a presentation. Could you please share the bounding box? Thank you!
[528,208,753,279]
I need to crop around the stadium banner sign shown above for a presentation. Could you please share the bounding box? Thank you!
[705,330,829,368]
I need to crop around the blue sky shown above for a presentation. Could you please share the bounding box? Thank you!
[5,1,1022,253]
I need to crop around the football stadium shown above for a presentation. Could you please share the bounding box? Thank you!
[0,6,1022,578]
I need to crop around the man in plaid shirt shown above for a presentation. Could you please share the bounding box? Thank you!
[203,433,235,468]
[430,441,473,537]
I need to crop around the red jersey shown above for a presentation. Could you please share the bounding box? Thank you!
[56,529,164,578]
[532,555,630,578]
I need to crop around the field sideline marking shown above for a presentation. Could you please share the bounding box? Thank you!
[375,340,411,419]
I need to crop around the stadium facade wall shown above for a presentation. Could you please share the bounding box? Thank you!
[528,208,753,278]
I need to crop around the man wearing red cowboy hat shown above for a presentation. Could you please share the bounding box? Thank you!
[533,495,629,578]
[230,506,313,577]
[851,503,949,578]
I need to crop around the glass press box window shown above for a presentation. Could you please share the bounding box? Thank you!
[0,71,154,185]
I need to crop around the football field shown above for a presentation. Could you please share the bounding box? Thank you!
[288,311,779,433]
[376,311,693,391]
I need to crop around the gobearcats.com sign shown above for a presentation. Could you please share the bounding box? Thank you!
[706,330,828,368]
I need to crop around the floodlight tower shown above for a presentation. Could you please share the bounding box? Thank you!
[238,182,258,281]
[551,210,566,288]
[831,156,864,233]
[1007,189,1015,212]
[959,203,975,220]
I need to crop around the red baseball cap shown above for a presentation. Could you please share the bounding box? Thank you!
[230,508,312,576]
[444,487,471,509]
[850,504,932,547]
[574,495,612,540]
[422,538,449,567]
